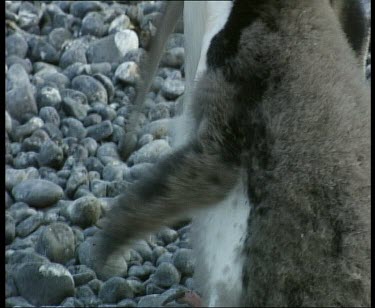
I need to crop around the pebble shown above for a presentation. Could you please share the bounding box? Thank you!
[86,30,139,63]
[158,228,179,245]
[63,196,101,228]
[7,63,31,92]
[72,75,108,104]
[6,167,40,191]
[69,265,97,286]
[156,252,173,267]
[96,142,121,164]
[133,240,153,262]
[115,61,140,85]
[6,212,16,245]
[70,1,103,18]
[15,212,44,238]
[172,249,194,277]
[127,278,145,295]
[35,222,75,264]
[88,279,103,295]
[94,73,115,100]
[12,179,64,208]
[18,2,40,29]
[13,117,45,141]
[152,263,181,288]
[13,151,39,169]
[84,113,102,127]
[5,297,34,308]
[28,38,59,63]
[40,72,71,91]
[60,297,84,307]
[86,120,114,141]
[6,86,38,124]
[129,140,172,165]
[36,86,62,109]
[48,28,72,51]
[137,294,168,307]
[161,79,185,100]
[161,47,185,69]
[38,140,64,168]
[6,33,28,58]
[14,262,75,306]
[61,117,87,139]
[109,15,131,34]
[117,298,137,307]
[60,46,88,69]
[6,55,33,74]
[39,106,61,126]
[102,163,127,181]
[142,118,171,139]
[75,285,99,306]
[81,12,106,37]
[99,277,134,303]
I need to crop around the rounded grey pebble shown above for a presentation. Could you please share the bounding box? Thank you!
[99,277,134,304]
[29,38,59,63]
[14,262,75,306]
[6,63,30,92]
[60,46,88,69]
[36,86,62,109]
[13,117,45,140]
[40,72,70,92]
[86,120,114,141]
[84,113,102,127]
[81,12,106,37]
[6,167,40,191]
[158,228,178,245]
[21,128,52,152]
[65,165,88,197]
[97,142,121,164]
[127,278,146,295]
[12,179,64,208]
[5,296,34,308]
[88,278,103,295]
[35,222,75,264]
[81,137,98,156]
[6,33,29,58]
[137,294,168,307]
[43,123,63,140]
[60,297,84,307]
[94,73,115,100]
[8,202,38,225]
[172,249,194,276]
[161,47,184,69]
[156,252,173,267]
[128,265,149,280]
[61,117,87,139]
[102,163,127,181]
[7,249,49,265]
[109,15,131,34]
[165,244,179,253]
[153,263,181,288]
[132,240,153,263]
[16,212,44,238]
[38,140,64,168]
[161,79,185,100]
[118,298,138,307]
[7,55,33,74]
[72,75,108,104]
[70,1,103,18]
[75,285,97,305]
[115,61,140,85]
[7,86,38,124]
[13,152,39,169]
[130,140,172,165]
[6,212,16,245]
[66,196,101,228]
[148,103,170,121]
[39,106,60,126]
[48,27,72,51]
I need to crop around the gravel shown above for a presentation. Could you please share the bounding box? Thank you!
[5,1,370,307]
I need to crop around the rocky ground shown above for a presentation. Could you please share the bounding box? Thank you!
[6,1,192,307]
[5,1,371,307]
